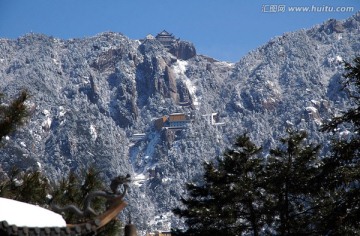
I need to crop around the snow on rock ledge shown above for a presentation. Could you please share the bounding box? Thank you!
[0,198,66,227]
[305,106,322,125]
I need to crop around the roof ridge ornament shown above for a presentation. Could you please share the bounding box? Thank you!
[52,174,130,217]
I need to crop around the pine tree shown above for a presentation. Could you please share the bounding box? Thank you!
[265,130,322,235]
[318,57,360,234]
[173,131,324,236]
[50,167,123,236]
[0,167,50,205]
[173,134,265,236]
[51,167,107,223]
[0,90,29,143]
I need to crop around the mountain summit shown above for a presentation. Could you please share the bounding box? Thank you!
[141,30,196,60]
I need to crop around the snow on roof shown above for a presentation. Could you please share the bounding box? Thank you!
[0,197,66,227]
[169,112,185,115]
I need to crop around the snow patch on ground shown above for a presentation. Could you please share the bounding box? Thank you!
[162,177,172,183]
[133,173,147,187]
[42,109,50,116]
[306,106,322,125]
[90,124,97,141]
[59,106,66,117]
[327,56,343,64]
[144,133,159,161]
[172,60,200,107]
[311,100,320,106]
[41,109,52,130]
[216,61,235,68]
[286,120,294,126]
[172,60,188,75]
[306,106,317,113]
[42,117,52,130]
[148,211,173,232]
[130,132,159,186]
[265,79,281,96]
[52,58,59,65]
[0,197,66,227]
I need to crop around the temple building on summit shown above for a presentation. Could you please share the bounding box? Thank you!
[140,30,196,60]
[155,30,177,48]
[140,30,179,48]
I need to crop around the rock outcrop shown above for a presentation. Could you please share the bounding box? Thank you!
[169,40,196,60]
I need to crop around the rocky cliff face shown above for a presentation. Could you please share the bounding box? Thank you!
[0,13,359,233]
[169,40,196,60]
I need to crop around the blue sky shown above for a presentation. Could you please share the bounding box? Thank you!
[0,0,358,62]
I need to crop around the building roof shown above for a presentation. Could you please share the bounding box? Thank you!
[169,113,186,122]
[156,30,175,40]
[146,34,155,39]
[157,30,173,36]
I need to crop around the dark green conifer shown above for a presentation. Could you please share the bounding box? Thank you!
[266,130,321,235]
[173,131,324,236]
[1,167,48,201]
[173,134,265,236]
[0,90,29,142]
[318,57,360,234]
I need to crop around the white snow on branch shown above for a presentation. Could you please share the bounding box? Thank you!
[306,106,322,125]
[336,55,343,62]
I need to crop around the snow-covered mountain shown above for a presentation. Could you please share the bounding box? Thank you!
[0,12,359,232]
